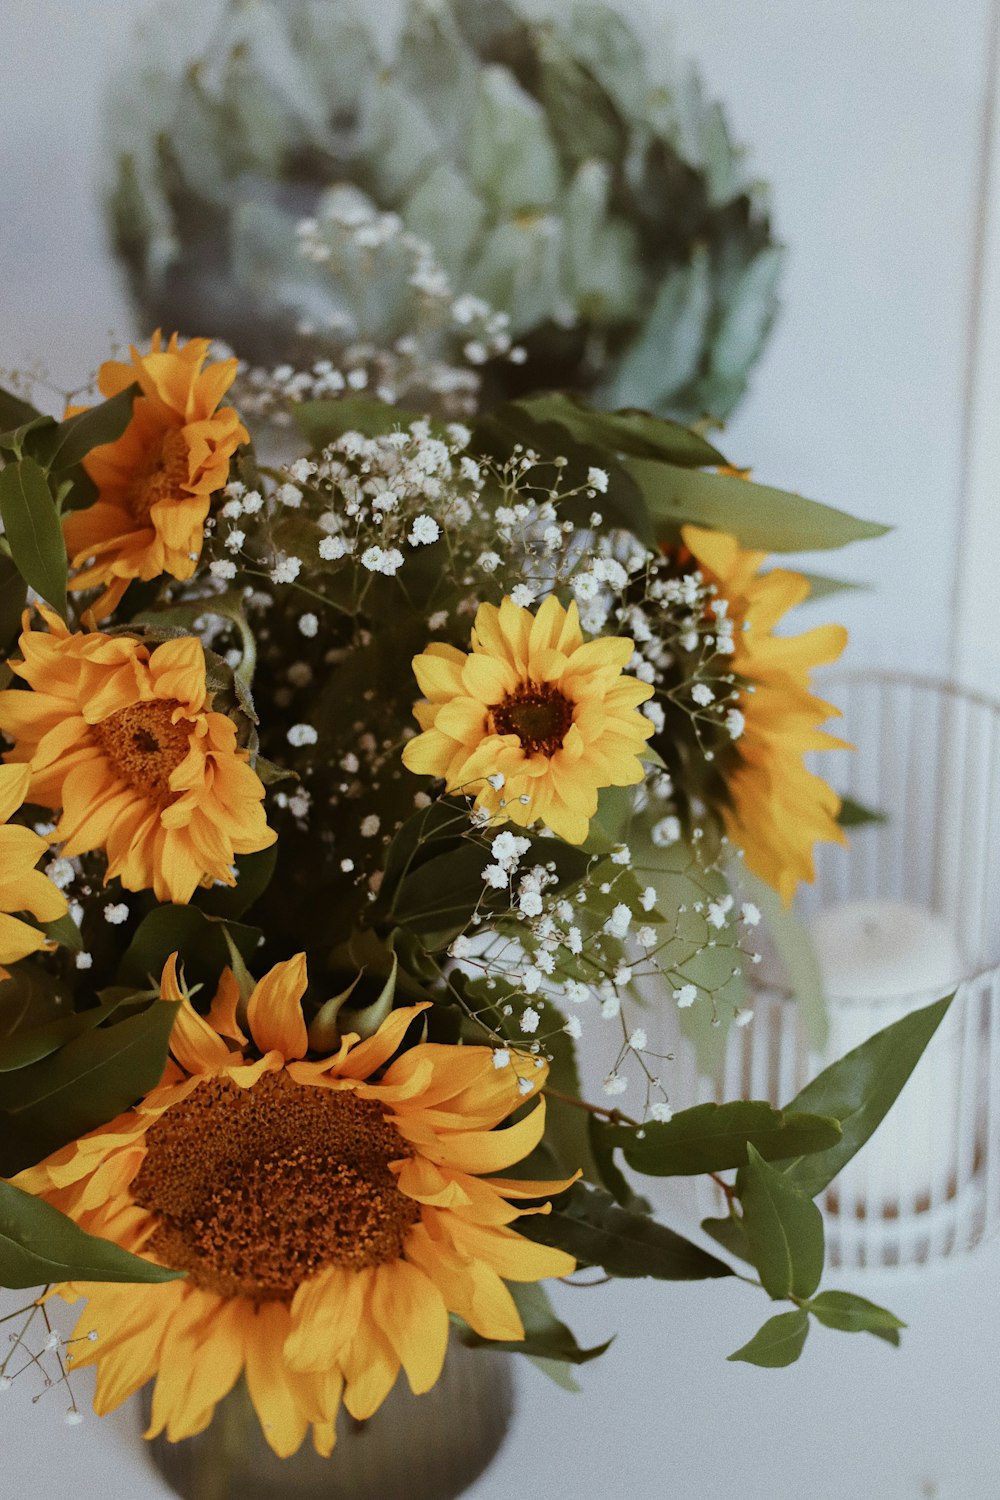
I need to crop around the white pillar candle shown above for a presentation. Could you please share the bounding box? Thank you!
[807,900,967,1236]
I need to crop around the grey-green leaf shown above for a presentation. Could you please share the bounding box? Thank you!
[518,1184,733,1280]
[36,384,139,472]
[604,1100,842,1177]
[780,993,954,1198]
[456,1281,611,1366]
[627,458,891,552]
[0,457,68,617]
[0,1179,183,1289]
[737,1145,824,1300]
[806,1289,905,1345]
[727,1308,810,1368]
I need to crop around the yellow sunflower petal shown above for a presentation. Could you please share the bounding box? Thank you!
[246,953,309,1059]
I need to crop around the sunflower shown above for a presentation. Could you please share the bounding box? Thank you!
[0,762,67,966]
[63,332,248,619]
[681,524,849,903]
[12,954,577,1457]
[402,595,654,843]
[0,609,274,905]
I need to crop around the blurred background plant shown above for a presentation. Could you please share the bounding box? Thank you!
[106,0,782,423]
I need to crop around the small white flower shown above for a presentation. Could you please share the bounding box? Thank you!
[487,772,505,790]
[287,723,318,747]
[691,682,715,707]
[210,559,237,581]
[651,816,681,848]
[289,458,315,483]
[564,1015,583,1040]
[629,1027,648,1051]
[64,1411,85,1427]
[492,1048,511,1069]
[610,843,631,866]
[491,831,528,867]
[741,902,762,927]
[482,864,509,889]
[104,903,129,925]
[674,984,698,1008]
[639,886,657,912]
[460,456,482,485]
[587,466,609,494]
[477,551,501,573]
[270,555,302,585]
[643,701,666,734]
[600,993,621,1019]
[518,891,543,918]
[706,901,729,930]
[360,814,381,838]
[74,951,93,970]
[520,1006,540,1034]
[517,1076,535,1096]
[408,514,440,546]
[298,613,319,638]
[225,529,246,553]
[277,483,302,509]
[734,1009,754,1028]
[319,536,351,561]
[47,857,75,890]
[637,925,657,949]
[613,963,633,986]
[650,1102,673,1123]
[510,584,536,608]
[604,903,632,940]
[602,1072,627,1096]
[522,967,543,995]
[566,980,590,1004]
[726,708,746,740]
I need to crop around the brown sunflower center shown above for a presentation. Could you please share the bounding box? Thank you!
[132,1072,419,1302]
[126,428,190,520]
[91,699,191,799]
[491,682,575,756]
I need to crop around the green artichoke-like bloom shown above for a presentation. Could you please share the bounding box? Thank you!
[108,0,782,420]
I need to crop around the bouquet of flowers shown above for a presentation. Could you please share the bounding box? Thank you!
[0,334,949,1465]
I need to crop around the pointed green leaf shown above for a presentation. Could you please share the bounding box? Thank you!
[805,1290,905,1345]
[0,1179,184,1289]
[40,912,84,954]
[456,1281,611,1365]
[196,845,278,920]
[798,571,870,602]
[509,393,728,468]
[780,993,954,1198]
[836,797,887,829]
[293,397,425,449]
[0,993,127,1073]
[737,1145,824,1300]
[700,1214,753,1266]
[602,1100,842,1177]
[34,384,139,472]
[0,457,68,617]
[0,415,56,459]
[339,953,398,1040]
[0,387,44,432]
[0,553,27,654]
[518,1184,733,1280]
[627,458,891,553]
[728,1309,810,1367]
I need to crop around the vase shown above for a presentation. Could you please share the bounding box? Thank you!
[661,672,1000,1273]
[142,1338,514,1500]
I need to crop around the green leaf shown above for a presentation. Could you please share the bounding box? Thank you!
[626,458,891,553]
[737,1145,824,1300]
[510,393,728,468]
[805,1290,905,1345]
[456,1281,611,1366]
[0,415,56,459]
[40,912,84,954]
[0,1179,184,1290]
[0,553,27,654]
[798,571,870,602]
[0,1001,180,1166]
[0,993,128,1073]
[34,384,138,472]
[118,904,261,996]
[518,1184,733,1280]
[0,457,68,617]
[196,845,278,920]
[727,1309,810,1368]
[779,993,954,1198]
[700,1213,753,1266]
[0,387,44,432]
[603,1100,842,1177]
[526,1356,582,1392]
[293,397,425,450]
[836,797,888,829]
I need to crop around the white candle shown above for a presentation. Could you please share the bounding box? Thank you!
[807,899,968,1235]
[809,900,964,1003]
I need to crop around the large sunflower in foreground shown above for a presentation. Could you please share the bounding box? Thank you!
[12,954,576,1457]
[681,524,849,903]
[0,761,67,965]
[402,595,654,843]
[0,610,274,904]
[63,332,248,618]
